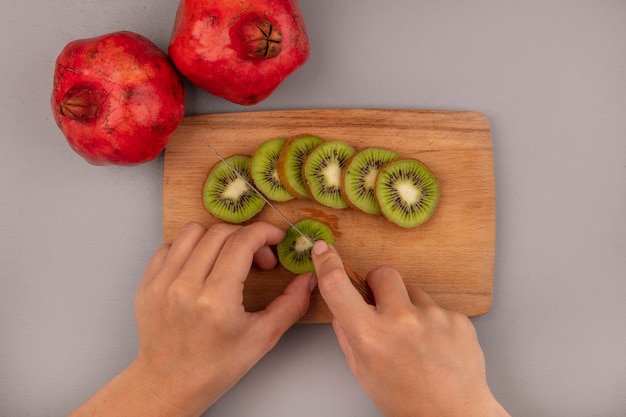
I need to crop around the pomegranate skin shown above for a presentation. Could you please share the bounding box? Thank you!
[51,31,185,166]
[168,0,310,106]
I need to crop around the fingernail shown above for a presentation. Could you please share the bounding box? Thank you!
[309,272,318,291]
[312,240,329,255]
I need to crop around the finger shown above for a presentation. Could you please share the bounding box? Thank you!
[406,284,438,310]
[312,241,372,328]
[178,222,241,285]
[137,244,170,291]
[156,222,208,286]
[252,272,315,349]
[206,222,285,296]
[253,245,280,270]
[366,266,413,312]
[134,244,171,316]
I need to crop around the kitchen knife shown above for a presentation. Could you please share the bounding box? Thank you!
[206,143,375,305]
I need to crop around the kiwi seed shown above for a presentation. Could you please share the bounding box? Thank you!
[276,135,324,199]
[375,158,440,228]
[277,219,335,274]
[202,155,266,223]
[303,140,355,209]
[250,137,294,202]
[342,147,401,214]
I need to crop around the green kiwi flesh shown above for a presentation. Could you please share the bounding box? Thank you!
[303,140,355,209]
[342,147,401,214]
[276,135,324,199]
[250,138,294,202]
[375,159,440,228]
[277,219,335,274]
[202,155,265,223]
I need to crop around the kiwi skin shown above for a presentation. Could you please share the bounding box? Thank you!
[276,135,324,199]
[277,219,335,274]
[374,158,440,229]
[202,155,266,224]
[341,147,401,215]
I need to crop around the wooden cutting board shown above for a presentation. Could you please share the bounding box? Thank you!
[163,108,495,322]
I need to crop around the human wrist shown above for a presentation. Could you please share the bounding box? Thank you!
[461,391,511,417]
[66,358,214,417]
[123,358,217,417]
[379,387,509,417]
[483,397,511,417]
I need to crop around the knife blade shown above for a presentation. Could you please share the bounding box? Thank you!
[206,143,375,305]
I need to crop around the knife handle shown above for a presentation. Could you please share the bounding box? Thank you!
[343,263,376,305]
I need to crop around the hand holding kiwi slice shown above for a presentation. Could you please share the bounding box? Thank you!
[277,219,334,274]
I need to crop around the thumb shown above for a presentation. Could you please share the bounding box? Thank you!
[312,241,370,326]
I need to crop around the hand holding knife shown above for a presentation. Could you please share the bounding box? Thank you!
[206,143,375,305]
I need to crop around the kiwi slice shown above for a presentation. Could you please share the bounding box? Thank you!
[277,219,335,274]
[202,155,265,223]
[375,158,440,228]
[250,137,294,202]
[342,147,401,214]
[303,140,355,209]
[276,135,324,199]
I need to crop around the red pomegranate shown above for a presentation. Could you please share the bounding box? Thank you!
[51,31,185,165]
[168,0,310,105]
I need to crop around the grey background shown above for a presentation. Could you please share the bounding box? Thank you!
[2,1,625,416]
